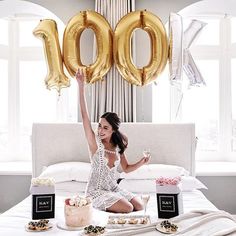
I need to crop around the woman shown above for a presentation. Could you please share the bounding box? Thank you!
[76,69,150,213]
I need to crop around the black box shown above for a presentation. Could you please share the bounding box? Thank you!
[32,194,55,220]
[156,184,183,219]
[156,193,179,218]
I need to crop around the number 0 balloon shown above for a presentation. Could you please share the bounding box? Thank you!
[63,10,113,83]
[114,10,168,86]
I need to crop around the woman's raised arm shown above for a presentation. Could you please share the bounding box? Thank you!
[76,69,97,155]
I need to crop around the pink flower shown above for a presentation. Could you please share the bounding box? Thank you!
[156,176,181,186]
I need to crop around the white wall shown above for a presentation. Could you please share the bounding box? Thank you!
[198,176,236,214]
[0,175,31,213]
[25,0,95,24]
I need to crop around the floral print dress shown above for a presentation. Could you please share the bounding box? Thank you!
[85,136,134,211]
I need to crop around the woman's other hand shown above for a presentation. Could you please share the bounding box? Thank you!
[140,155,151,165]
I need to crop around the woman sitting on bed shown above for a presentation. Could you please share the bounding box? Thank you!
[76,69,150,213]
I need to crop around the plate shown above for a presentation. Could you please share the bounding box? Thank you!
[106,214,151,229]
[77,233,105,236]
[155,223,179,234]
[57,221,85,231]
[25,223,53,232]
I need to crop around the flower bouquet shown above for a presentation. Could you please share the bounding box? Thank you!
[156,176,183,218]
[30,177,55,220]
[156,176,182,192]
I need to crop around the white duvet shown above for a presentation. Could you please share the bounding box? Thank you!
[1,190,230,236]
[104,210,236,236]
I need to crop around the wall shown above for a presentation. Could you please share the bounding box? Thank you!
[26,0,95,24]
[198,176,236,214]
[0,175,31,213]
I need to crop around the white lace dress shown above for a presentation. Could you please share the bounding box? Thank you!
[85,136,134,211]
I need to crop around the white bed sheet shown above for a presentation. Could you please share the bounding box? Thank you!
[0,190,217,236]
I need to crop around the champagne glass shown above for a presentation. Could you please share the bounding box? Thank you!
[141,194,150,215]
[143,148,151,162]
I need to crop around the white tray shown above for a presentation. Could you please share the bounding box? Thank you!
[106,214,151,229]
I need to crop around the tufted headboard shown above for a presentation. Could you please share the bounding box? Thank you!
[32,123,196,177]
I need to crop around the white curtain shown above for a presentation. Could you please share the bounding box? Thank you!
[90,0,136,122]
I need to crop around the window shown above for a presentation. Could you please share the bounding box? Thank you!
[153,15,236,161]
[0,19,8,45]
[0,6,77,162]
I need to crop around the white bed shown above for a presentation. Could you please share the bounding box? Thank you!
[0,123,236,236]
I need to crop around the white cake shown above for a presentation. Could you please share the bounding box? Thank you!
[64,196,93,227]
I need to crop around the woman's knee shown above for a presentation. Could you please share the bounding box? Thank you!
[130,197,144,211]
[125,202,134,213]
[106,199,133,213]
[118,201,133,213]
[134,201,143,211]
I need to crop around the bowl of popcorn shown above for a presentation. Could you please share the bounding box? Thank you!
[64,196,92,227]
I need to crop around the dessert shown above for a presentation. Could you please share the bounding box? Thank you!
[128,218,138,224]
[64,196,92,227]
[84,225,106,235]
[140,217,148,224]
[160,220,178,232]
[27,219,50,231]
[107,215,150,227]
[117,218,126,224]
[170,223,178,232]
[107,218,116,224]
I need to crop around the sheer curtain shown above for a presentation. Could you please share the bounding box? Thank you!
[90,0,136,122]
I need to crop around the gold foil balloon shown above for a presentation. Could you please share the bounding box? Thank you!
[63,10,113,83]
[114,10,168,86]
[33,19,70,93]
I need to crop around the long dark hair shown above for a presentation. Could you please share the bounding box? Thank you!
[101,112,128,154]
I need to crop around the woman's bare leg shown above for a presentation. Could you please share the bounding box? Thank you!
[106,198,134,213]
[130,197,144,211]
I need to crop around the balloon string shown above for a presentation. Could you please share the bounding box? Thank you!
[57,90,61,102]
[175,92,183,119]
[141,86,144,122]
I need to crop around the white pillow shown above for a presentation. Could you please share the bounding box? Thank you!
[118,176,207,193]
[120,164,189,180]
[119,179,156,193]
[181,176,207,192]
[39,162,91,183]
[55,181,87,194]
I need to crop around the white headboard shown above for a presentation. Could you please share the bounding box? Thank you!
[32,123,196,177]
